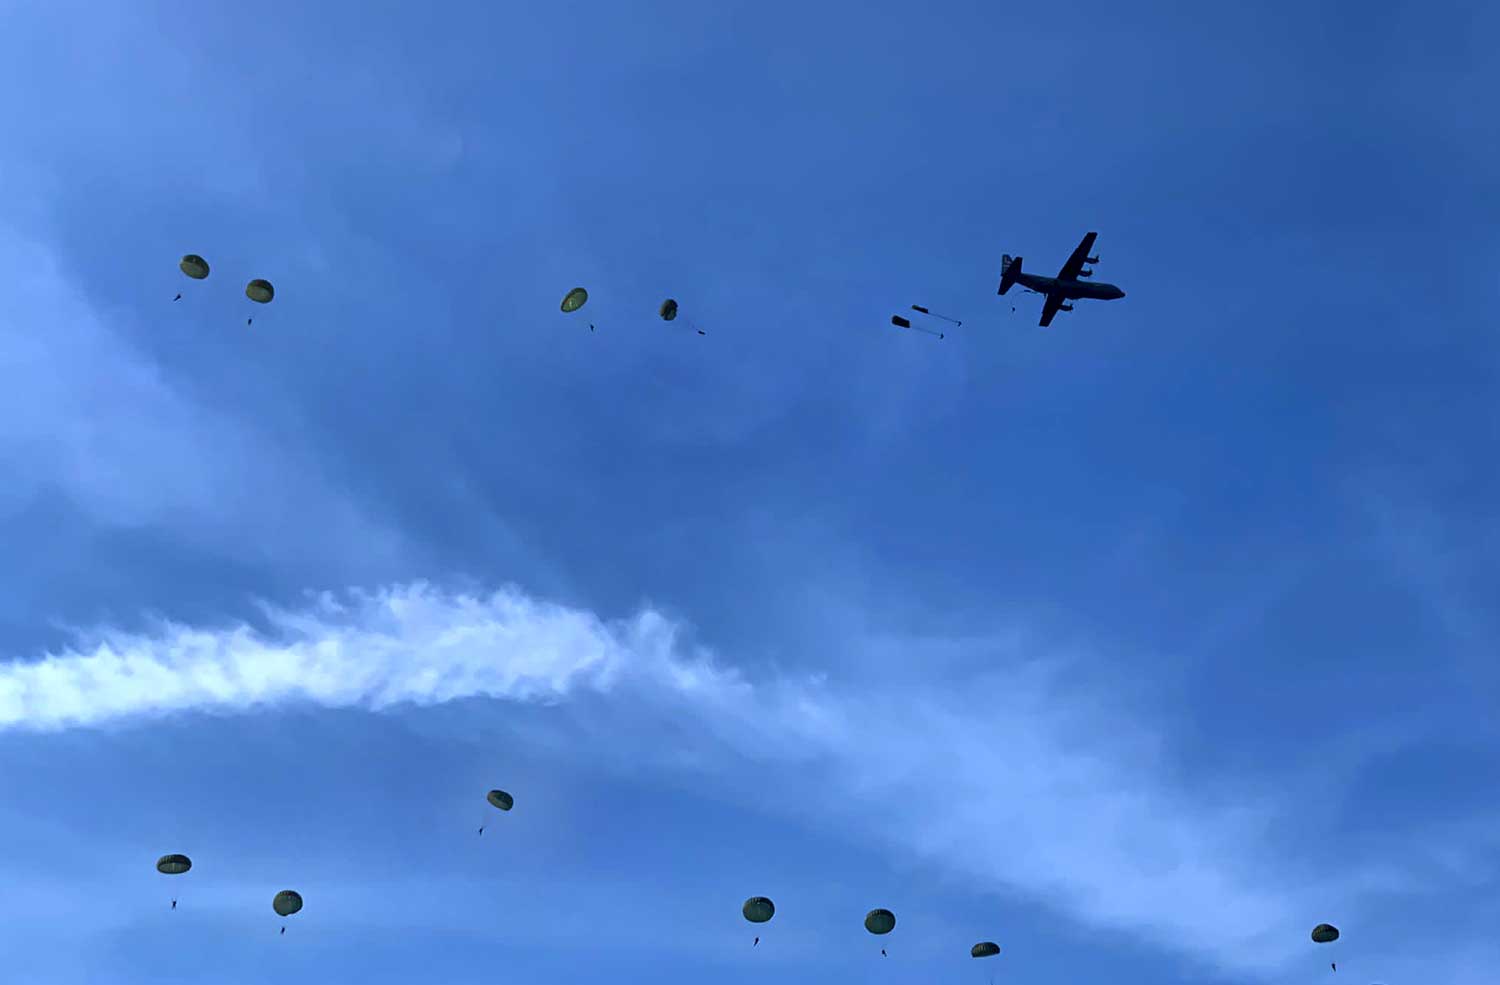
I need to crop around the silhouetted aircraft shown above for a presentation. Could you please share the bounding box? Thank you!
[998,231,1125,327]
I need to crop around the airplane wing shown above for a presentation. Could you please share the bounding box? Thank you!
[1039,292,1065,327]
[1055,231,1098,281]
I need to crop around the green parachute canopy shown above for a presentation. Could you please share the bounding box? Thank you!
[487,789,514,811]
[179,255,210,280]
[971,942,1000,958]
[273,890,304,917]
[156,854,192,875]
[742,896,775,924]
[659,298,678,321]
[560,287,588,312]
[1311,924,1340,944]
[864,908,895,935]
[245,279,275,303]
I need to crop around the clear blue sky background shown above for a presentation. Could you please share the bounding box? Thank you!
[1,0,1496,982]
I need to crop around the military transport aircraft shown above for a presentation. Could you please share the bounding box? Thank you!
[998,231,1125,327]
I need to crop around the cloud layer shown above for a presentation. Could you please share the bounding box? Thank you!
[0,581,1478,981]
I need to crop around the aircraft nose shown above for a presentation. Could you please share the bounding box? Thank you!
[1114,287,1126,299]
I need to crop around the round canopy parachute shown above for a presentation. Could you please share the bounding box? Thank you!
[864,909,896,935]
[245,279,275,303]
[487,789,514,811]
[273,890,303,917]
[179,255,210,280]
[659,298,678,321]
[156,854,192,875]
[560,287,588,312]
[971,942,1000,958]
[742,897,775,923]
[1311,924,1340,944]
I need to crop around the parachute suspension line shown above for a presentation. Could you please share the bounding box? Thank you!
[479,789,514,838]
[156,854,192,912]
[911,305,961,326]
[743,897,775,950]
[176,254,209,304]
[971,941,1001,984]
[1312,923,1340,976]
[891,315,943,340]
[659,297,706,336]
[865,908,895,957]
[245,278,274,328]
[273,890,303,936]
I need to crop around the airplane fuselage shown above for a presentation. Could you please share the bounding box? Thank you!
[1016,272,1125,301]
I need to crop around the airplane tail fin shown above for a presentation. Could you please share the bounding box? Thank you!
[999,254,1022,295]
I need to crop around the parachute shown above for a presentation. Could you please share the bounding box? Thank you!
[479,788,514,834]
[245,279,274,325]
[742,896,775,923]
[743,895,774,947]
[157,853,191,910]
[1312,923,1340,972]
[274,889,303,934]
[560,287,588,313]
[274,890,303,917]
[658,296,704,335]
[865,908,895,934]
[971,942,1000,958]
[174,255,209,301]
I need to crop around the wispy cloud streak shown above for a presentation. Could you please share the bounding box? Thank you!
[0,581,1479,980]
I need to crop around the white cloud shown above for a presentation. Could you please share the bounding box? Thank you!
[0,580,1483,981]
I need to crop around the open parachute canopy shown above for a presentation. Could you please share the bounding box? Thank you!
[659,298,678,321]
[560,287,588,312]
[273,890,303,917]
[864,908,896,935]
[245,279,275,303]
[1312,924,1340,944]
[179,255,210,280]
[971,942,1001,958]
[742,896,775,924]
[156,854,192,875]
[486,789,514,811]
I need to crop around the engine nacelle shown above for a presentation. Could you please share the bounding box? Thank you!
[1085,255,1099,264]
[1079,267,1094,278]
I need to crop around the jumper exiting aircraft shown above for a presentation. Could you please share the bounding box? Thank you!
[998,231,1125,327]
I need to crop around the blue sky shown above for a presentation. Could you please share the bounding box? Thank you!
[1,0,1497,982]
